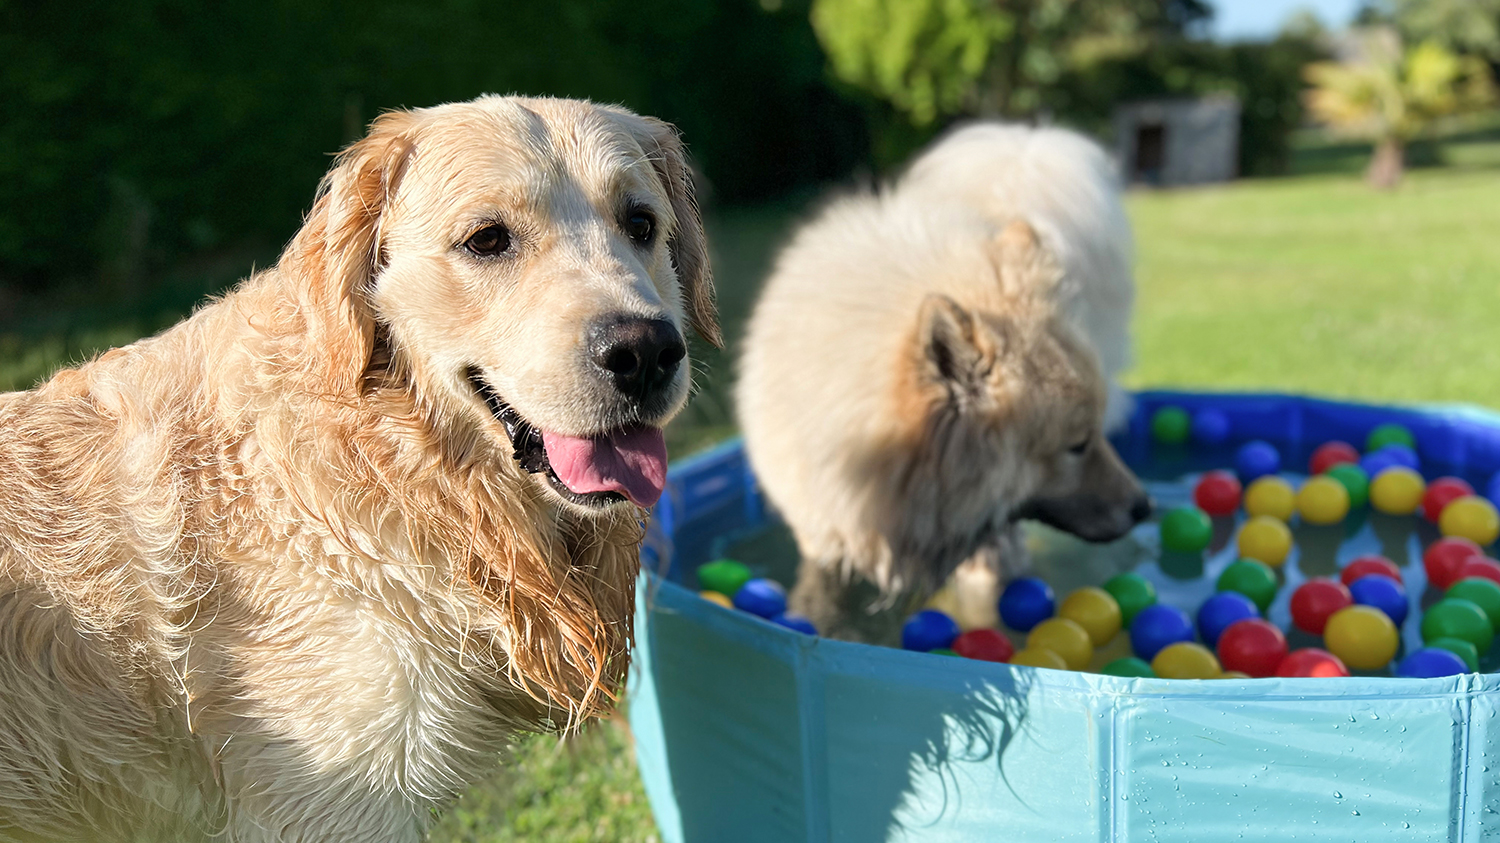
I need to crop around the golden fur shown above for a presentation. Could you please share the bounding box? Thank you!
[0,95,716,842]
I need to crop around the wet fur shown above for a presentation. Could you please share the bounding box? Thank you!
[0,96,715,842]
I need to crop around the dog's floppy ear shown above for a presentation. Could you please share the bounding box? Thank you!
[632,117,720,348]
[991,219,1064,308]
[288,109,416,394]
[917,293,990,387]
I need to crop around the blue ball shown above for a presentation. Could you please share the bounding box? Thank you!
[1396,648,1469,678]
[902,609,961,651]
[732,578,787,618]
[1360,450,1401,479]
[1130,603,1195,661]
[1373,443,1419,471]
[1196,591,1260,649]
[1235,440,1281,484]
[771,613,818,636]
[998,577,1056,632]
[1348,573,1409,626]
[1190,409,1231,446]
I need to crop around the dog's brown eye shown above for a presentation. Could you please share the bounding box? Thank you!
[624,208,655,244]
[465,224,511,258]
[1068,438,1090,455]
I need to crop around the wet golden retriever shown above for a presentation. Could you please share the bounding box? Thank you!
[0,95,716,842]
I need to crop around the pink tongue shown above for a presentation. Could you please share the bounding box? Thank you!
[541,426,668,507]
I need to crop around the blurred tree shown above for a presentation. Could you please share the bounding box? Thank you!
[1304,27,1496,188]
[1369,0,1500,62]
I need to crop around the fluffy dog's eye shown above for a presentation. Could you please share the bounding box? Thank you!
[1068,438,1090,455]
[624,208,655,244]
[464,224,511,258]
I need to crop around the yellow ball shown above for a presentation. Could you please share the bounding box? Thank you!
[1440,495,1500,546]
[1324,605,1399,670]
[1026,617,1094,670]
[1370,467,1426,515]
[1151,642,1222,679]
[1244,476,1296,521]
[1218,670,1252,679]
[1237,515,1293,567]
[1296,475,1350,525]
[1058,586,1123,647]
[699,590,733,608]
[1010,646,1068,670]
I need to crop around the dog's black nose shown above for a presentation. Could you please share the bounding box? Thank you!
[589,316,685,402]
[1130,495,1154,524]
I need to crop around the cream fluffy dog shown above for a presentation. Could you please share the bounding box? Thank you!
[736,123,1143,642]
[0,96,716,842]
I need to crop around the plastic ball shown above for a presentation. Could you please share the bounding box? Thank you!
[1130,604,1195,662]
[1193,471,1242,517]
[1372,443,1420,471]
[901,609,961,651]
[1457,557,1500,586]
[1296,475,1350,525]
[1235,441,1282,484]
[1324,464,1370,510]
[1370,467,1426,515]
[1427,636,1481,672]
[998,577,1056,632]
[1324,605,1400,670]
[1101,657,1155,678]
[1102,573,1157,626]
[952,629,1015,662]
[1421,598,1495,655]
[1190,409,1231,446]
[733,578,787,618]
[1215,619,1288,677]
[1217,559,1280,613]
[771,613,818,635]
[1347,575,1409,627]
[1446,578,1500,628]
[929,648,959,656]
[699,590,734,608]
[1058,587,1122,646]
[1237,516,1293,567]
[1196,591,1260,649]
[1396,648,1469,678]
[1423,477,1476,523]
[1359,449,1402,481]
[1277,648,1351,678]
[1160,506,1213,553]
[1152,642,1222,679]
[1027,618,1094,670]
[1219,671,1252,679]
[1290,577,1353,635]
[1151,406,1191,444]
[1439,496,1500,546]
[1009,646,1068,670]
[1340,555,1402,586]
[1244,476,1296,521]
[697,558,753,597]
[1310,440,1360,475]
[1424,537,1483,590]
[1366,422,1416,453]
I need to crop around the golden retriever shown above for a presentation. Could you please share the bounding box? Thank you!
[0,95,716,842]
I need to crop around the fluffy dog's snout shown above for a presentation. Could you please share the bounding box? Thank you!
[1131,495,1154,524]
[589,315,685,403]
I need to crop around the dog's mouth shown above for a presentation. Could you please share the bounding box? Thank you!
[465,367,667,509]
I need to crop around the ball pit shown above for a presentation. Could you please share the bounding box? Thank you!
[1160,506,1213,553]
[998,577,1055,632]
[1129,604,1195,661]
[1340,554,1401,586]
[901,609,960,652]
[1347,574,1409,626]
[1309,440,1359,474]
[1290,577,1352,635]
[1423,476,1475,523]
[1425,537,1483,590]
[1324,463,1370,509]
[1440,495,1500,545]
[1234,440,1280,484]
[1236,517,1292,567]
[1324,605,1400,670]
[1397,648,1469,678]
[1243,476,1295,520]
[1277,647,1350,678]
[1196,591,1260,648]
[1295,475,1349,524]
[1370,466,1426,515]
[1192,470,1242,516]
[1057,586,1122,646]
[1101,572,1156,625]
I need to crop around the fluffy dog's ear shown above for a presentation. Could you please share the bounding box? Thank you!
[917,294,989,387]
[634,117,720,348]
[288,109,416,394]
[992,219,1064,307]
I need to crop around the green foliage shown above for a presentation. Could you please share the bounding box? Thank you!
[1381,0,1500,61]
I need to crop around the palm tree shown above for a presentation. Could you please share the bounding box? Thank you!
[1303,27,1496,188]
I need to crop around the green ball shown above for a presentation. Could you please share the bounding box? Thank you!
[1325,464,1370,510]
[1151,406,1192,444]
[1447,578,1500,628]
[1216,559,1279,613]
[1422,598,1495,656]
[1101,656,1156,678]
[1427,636,1481,672]
[697,559,752,597]
[930,648,959,657]
[1103,572,1158,625]
[1160,506,1213,553]
[1366,423,1415,453]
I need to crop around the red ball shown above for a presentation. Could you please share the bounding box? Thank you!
[1425,537,1484,590]
[1276,648,1351,678]
[1423,477,1476,523]
[1340,555,1403,586]
[1457,557,1500,586]
[1290,578,1354,635]
[1216,619,1289,678]
[1310,441,1360,475]
[952,628,1015,662]
[1193,470,1243,517]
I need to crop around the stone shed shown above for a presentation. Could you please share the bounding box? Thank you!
[1112,96,1241,186]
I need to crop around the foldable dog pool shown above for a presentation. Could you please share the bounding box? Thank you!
[629,392,1500,842]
